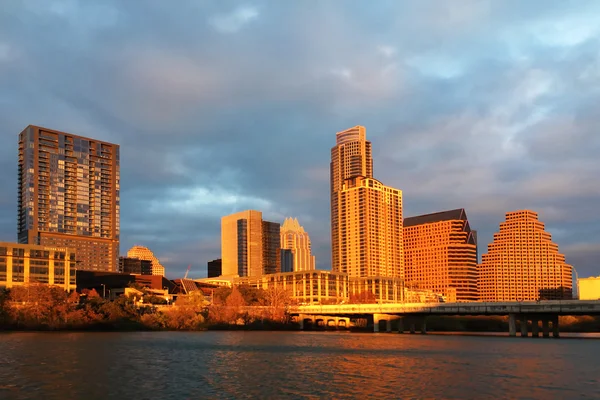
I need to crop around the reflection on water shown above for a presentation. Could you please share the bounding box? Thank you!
[1,331,599,399]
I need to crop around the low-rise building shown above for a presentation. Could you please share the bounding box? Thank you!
[348,276,404,303]
[237,270,348,304]
[0,241,76,291]
[578,276,600,300]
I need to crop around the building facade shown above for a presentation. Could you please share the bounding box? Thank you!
[236,271,405,304]
[126,245,165,276]
[348,276,404,303]
[280,217,316,272]
[404,209,478,302]
[207,258,222,278]
[118,256,153,275]
[478,210,573,301]
[281,249,293,273]
[237,270,349,304]
[578,276,600,300]
[330,126,403,279]
[221,210,281,277]
[18,125,120,272]
[0,241,76,291]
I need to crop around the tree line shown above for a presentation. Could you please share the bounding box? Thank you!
[0,284,294,331]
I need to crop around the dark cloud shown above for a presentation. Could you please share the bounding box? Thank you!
[1,0,599,279]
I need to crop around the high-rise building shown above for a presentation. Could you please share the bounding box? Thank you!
[280,217,316,272]
[221,210,281,277]
[404,209,478,302]
[126,245,165,276]
[18,125,120,272]
[207,258,222,278]
[330,126,403,278]
[478,210,573,301]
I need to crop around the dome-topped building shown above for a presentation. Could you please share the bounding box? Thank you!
[127,245,166,277]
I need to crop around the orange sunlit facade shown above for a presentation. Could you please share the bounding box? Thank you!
[330,126,403,279]
[478,210,572,301]
[404,209,478,302]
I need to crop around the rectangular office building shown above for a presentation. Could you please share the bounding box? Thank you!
[18,125,120,272]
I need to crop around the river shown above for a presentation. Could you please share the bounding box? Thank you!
[1,331,599,399]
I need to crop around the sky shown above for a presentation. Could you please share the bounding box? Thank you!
[1,0,599,279]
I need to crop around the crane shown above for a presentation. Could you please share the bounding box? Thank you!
[183,264,191,280]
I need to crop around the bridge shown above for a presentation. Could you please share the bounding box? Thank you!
[289,300,600,337]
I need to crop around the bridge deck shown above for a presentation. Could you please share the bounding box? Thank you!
[290,300,600,316]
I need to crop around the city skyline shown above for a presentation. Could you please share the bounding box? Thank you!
[1,1,600,278]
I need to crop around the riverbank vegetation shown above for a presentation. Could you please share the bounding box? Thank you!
[0,284,294,331]
[1,284,599,332]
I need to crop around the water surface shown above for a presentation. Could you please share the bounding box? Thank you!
[1,331,599,399]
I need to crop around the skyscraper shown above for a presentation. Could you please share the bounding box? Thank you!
[404,209,478,302]
[127,245,166,276]
[330,126,403,278]
[280,217,316,272]
[18,125,120,272]
[478,210,573,301]
[221,210,281,277]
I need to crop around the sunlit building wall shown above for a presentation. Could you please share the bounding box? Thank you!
[0,241,76,291]
[221,210,280,277]
[126,245,165,277]
[404,209,478,302]
[338,176,403,278]
[478,210,573,301]
[577,276,600,300]
[17,125,120,272]
[236,270,348,304]
[348,276,404,303]
[330,126,403,279]
[280,217,315,272]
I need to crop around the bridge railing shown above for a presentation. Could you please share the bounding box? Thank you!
[289,300,600,316]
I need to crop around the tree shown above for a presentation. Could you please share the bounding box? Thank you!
[260,286,292,323]
[223,287,246,324]
[0,288,9,328]
[212,287,232,305]
[238,285,264,305]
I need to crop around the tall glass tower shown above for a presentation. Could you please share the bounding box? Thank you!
[18,125,120,272]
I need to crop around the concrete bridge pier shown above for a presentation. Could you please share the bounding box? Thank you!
[399,316,426,334]
[552,315,560,338]
[519,314,528,337]
[298,314,317,330]
[397,318,404,334]
[373,314,395,332]
[509,313,517,337]
[542,319,550,338]
[532,319,540,337]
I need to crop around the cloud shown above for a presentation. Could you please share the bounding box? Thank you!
[377,45,396,58]
[209,5,259,33]
[0,0,599,280]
